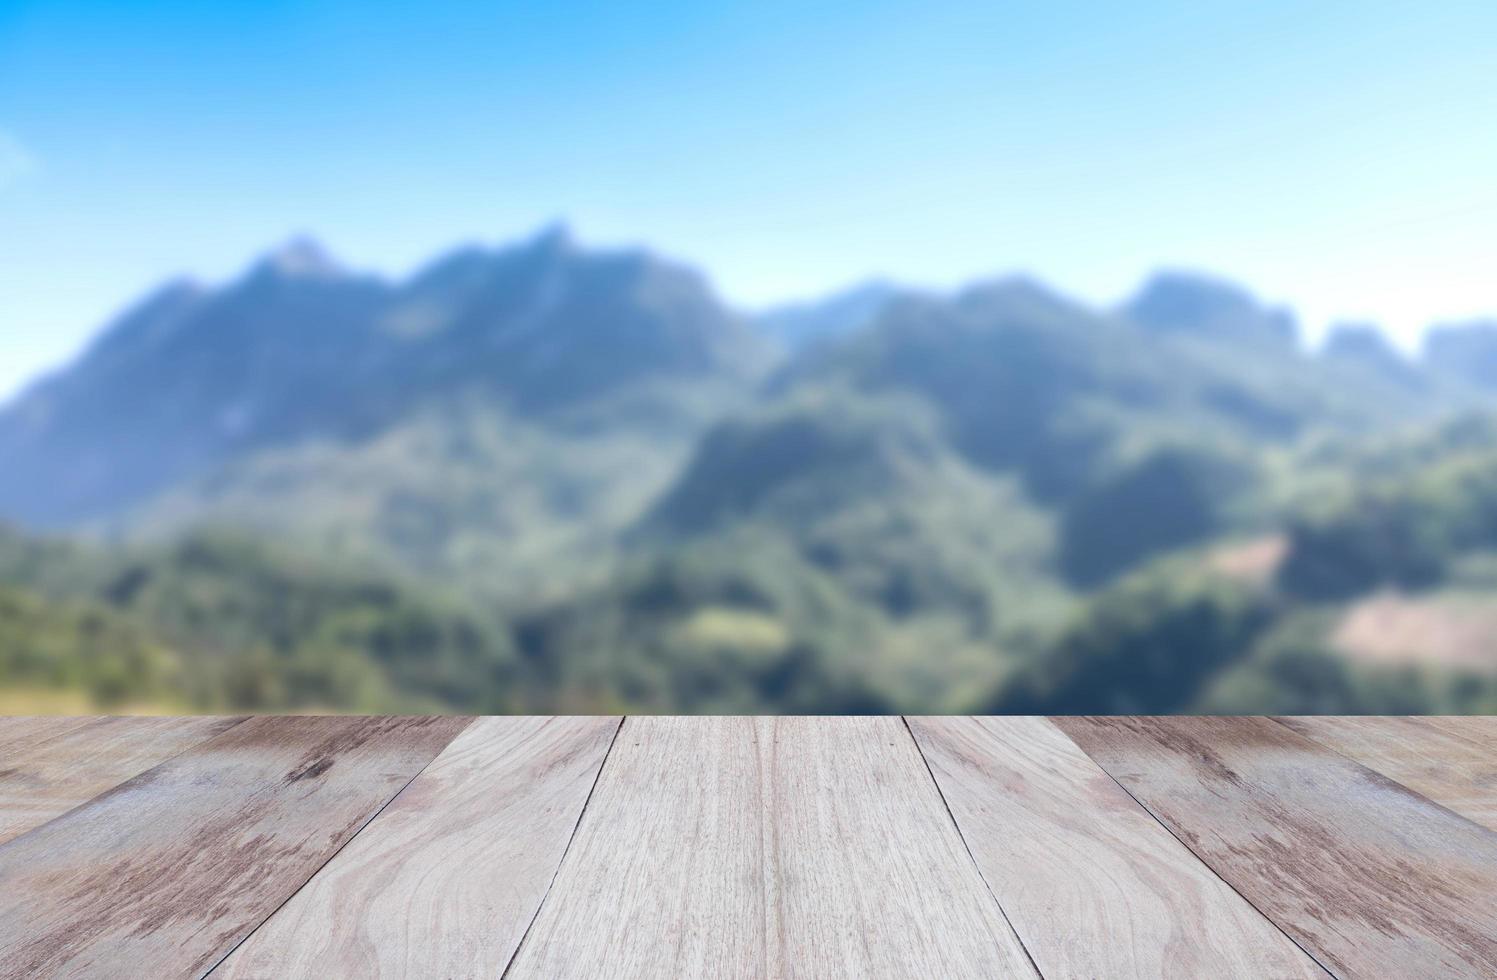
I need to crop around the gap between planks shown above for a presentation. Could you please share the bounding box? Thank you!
[209,716,624,979]
[1058,716,1497,979]
[0,715,473,979]
[1051,717,1333,978]
[502,716,1039,978]
[203,716,482,976]
[214,716,1339,978]
[1094,744,1336,979]
[497,716,626,980]
[500,716,1035,978]
[899,715,1044,978]
[908,717,1327,979]
[9,716,1495,979]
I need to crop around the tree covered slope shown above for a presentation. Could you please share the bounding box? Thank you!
[4,229,1497,713]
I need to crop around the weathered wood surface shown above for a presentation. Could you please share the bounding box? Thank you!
[505,715,1038,978]
[1420,714,1497,743]
[0,715,244,846]
[1057,715,1497,979]
[1278,715,1497,832]
[502,716,768,978]
[762,715,1037,978]
[1,713,1496,979]
[0,714,471,979]
[214,716,619,979]
[0,715,94,758]
[909,716,1325,978]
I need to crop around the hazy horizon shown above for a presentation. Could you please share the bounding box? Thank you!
[3,0,1495,400]
[3,220,1494,403]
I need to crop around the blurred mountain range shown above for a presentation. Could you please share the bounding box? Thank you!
[4,226,1497,714]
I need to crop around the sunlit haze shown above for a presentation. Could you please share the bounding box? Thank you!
[2,0,1494,399]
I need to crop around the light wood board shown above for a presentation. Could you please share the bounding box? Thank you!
[0,714,470,979]
[0,715,95,758]
[1057,715,1497,979]
[1,713,1493,978]
[505,715,1038,979]
[213,716,619,978]
[910,716,1325,978]
[1278,715,1497,833]
[1419,714,1497,746]
[0,715,244,846]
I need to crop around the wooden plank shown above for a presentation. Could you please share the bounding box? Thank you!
[0,716,96,758]
[757,716,1037,977]
[505,716,1037,978]
[212,716,619,979]
[1057,715,1497,979]
[1278,716,1497,833]
[1418,714,1497,745]
[0,716,245,846]
[504,716,764,978]
[0,714,470,979]
[909,716,1325,978]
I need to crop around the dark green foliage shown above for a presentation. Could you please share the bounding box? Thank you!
[994,564,1274,713]
[1279,454,1497,599]
[1278,503,1448,599]
[774,280,1162,501]
[1060,446,1253,587]
[645,394,946,534]
[0,527,518,712]
[0,586,184,708]
[513,534,893,712]
[1200,616,1497,715]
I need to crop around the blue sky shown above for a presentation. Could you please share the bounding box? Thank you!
[2,0,1495,398]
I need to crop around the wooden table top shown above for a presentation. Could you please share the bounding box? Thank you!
[0,716,1494,979]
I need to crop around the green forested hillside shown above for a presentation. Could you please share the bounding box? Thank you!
[3,231,1497,713]
[0,529,522,712]
[0,585,185,711]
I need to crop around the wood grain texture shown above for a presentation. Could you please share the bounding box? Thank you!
[1057,715,1497,979]
[0,716,245,846]
[212,716,619,979]
[909,716,1325,979]
[504,716,765,978]
[1419,714,1497,746]
[0,715,95,758]
[0,714,471,980]
[1278,716,1497,833]
[505,715,1038,979]
[763,716,1037,978]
